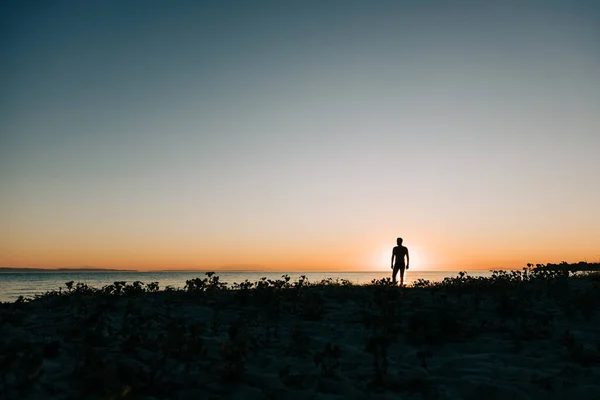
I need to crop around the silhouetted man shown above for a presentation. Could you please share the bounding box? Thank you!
[391,237,409,285]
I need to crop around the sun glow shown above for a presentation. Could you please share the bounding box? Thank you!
[370,241,434,272]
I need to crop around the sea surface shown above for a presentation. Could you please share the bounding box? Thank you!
[0,270,496,303]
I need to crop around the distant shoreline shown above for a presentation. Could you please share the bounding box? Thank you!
[0,267,498,273]
[0,267,139,272]
[1,262,597,273]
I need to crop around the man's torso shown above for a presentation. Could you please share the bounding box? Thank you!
[393,246,407,267]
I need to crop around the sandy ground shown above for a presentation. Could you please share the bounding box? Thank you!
[1,272,600,399]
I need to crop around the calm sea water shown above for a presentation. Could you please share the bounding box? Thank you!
[0,270,495,303]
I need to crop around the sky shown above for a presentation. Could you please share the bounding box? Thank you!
[1,1,599,271]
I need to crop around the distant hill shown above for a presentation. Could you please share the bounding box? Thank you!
[531,262,600,272]
[0,267,138,272]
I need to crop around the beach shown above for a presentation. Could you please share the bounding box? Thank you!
[1,269,600,399]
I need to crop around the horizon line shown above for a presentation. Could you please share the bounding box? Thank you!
[0,266,519,273]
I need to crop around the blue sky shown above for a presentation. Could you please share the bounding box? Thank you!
[1,1,599,270]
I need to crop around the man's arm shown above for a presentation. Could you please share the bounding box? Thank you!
[391,248,396,269]
[405,247,410,269]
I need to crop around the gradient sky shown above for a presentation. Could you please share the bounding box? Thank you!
[1,1,599,271]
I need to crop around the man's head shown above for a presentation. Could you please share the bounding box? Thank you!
[397,237,403,245]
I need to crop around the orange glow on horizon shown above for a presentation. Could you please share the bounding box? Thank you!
[1,229,597,272]
[1,209,598,272]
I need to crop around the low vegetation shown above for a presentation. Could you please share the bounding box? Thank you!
[1,263,599,399]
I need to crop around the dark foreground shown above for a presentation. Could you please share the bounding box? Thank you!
[1,268,600,400]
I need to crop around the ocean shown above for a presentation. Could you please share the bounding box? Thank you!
[0,270,496,303]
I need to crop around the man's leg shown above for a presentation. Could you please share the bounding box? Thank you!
[392,266,399,284]
[399,267,405,286]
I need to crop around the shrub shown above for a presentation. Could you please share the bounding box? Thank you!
[314,343,341,377]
